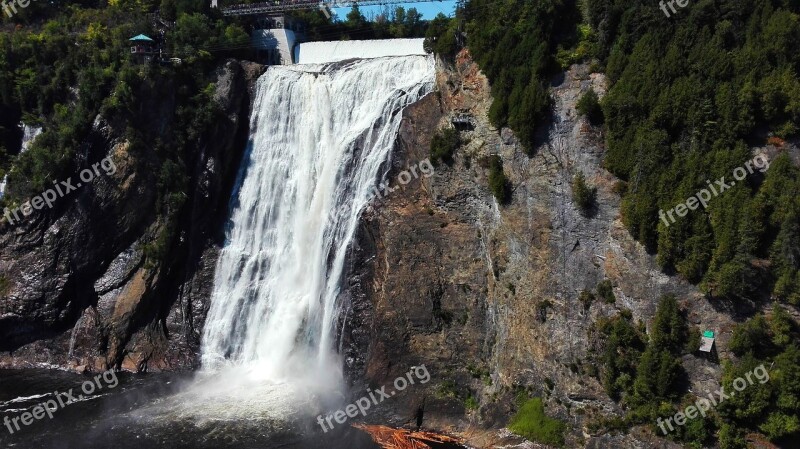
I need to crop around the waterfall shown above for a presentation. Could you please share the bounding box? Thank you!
[200,55,435,389]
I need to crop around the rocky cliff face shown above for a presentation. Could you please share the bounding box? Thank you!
[0,51,738,447]
[345,50,734,448]
[0,60,264,373]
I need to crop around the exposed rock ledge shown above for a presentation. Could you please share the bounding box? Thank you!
[342,49,731,448]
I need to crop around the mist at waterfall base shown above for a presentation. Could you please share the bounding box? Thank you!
[0,55,448,448]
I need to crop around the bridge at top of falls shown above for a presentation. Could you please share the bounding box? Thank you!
[220,0,449,16]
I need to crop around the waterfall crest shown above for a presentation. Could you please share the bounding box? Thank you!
[200,55,435,388]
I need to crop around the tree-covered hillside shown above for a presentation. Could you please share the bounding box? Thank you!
[589,0,800,305]
[430,0,800,307]
[422,0,800,446]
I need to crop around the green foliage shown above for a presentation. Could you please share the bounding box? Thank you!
[648,294,688,353]
[487,155,510,204]
[595,295,690,427]
[467,363,490,383]
[718,423,747,449]
[386,7,425,39]
[423,13,459,59]
[509,397,566,447]
[596,279,615,303]
[588,0,800,303]
[729,314,771,357]
[464,395,479,410]
[630,295,688,412]
[596,312,644,400]
[571,171,596,215]
[465,0,580,151]
[1,8,143,198]
[672,394,716,447]
[429,127,459,165]
[576,88,603,125]
[578,289,594,310]
[0,1,237,269]
[719,308,800,443]
[289,5,431,41]
[556,24,597,68]
[345,5,367,28]
[170,13,250,64]
[436,379,459,399]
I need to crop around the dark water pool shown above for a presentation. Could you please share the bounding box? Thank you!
[0,369,382,449]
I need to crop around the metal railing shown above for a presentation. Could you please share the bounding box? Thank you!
[221,0,442,16]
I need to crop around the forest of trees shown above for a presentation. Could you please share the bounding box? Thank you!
[588,0,800,305]
[434,0,800,307]
[461,0,580,151]
[591,298,800,447]
[721,306,800,446]
[425,0,800,446]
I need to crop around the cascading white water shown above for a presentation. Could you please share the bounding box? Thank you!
[200,55,434,389]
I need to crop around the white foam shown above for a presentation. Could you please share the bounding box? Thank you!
[199,55,435,404]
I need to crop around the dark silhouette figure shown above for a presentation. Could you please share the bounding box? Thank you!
[415,397,426,430]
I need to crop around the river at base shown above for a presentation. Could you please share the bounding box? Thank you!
[0,368,383,449]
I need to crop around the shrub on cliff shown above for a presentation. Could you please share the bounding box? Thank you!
[596,312,644,400]
[629,296,689,412]
[596,279,615,303]
[576,88,603,125]
[430,127,459,165]
[571,172,596,215]
[579,289,595,309]
[487,155,510,204]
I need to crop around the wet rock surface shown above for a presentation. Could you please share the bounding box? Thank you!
[346,51,733,448]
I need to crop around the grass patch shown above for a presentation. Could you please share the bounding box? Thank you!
[508,397,567,447]
[436,380,459,399]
